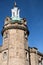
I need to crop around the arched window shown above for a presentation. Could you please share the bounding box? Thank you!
[3,52,7,60]
[25,52,29,60]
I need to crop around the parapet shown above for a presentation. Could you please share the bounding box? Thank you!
[2,17,29,36]
[28,47,43,56]
[28,47,38,53]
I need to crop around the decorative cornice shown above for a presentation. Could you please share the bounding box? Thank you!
[2,25,29,36]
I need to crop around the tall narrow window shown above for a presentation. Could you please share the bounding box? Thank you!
[3,52,7,60]
[25,52,29,60]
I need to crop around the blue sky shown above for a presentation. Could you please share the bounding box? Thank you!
[0,0,43,53]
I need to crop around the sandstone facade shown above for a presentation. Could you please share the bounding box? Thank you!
[0,2,43,65]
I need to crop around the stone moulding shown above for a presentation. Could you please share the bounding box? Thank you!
[38,51,43,56]
[2,25,29,36]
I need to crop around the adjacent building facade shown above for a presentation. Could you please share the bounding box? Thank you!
[0,2,43,65]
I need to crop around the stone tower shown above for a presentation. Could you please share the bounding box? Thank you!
[1,2,29,65]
